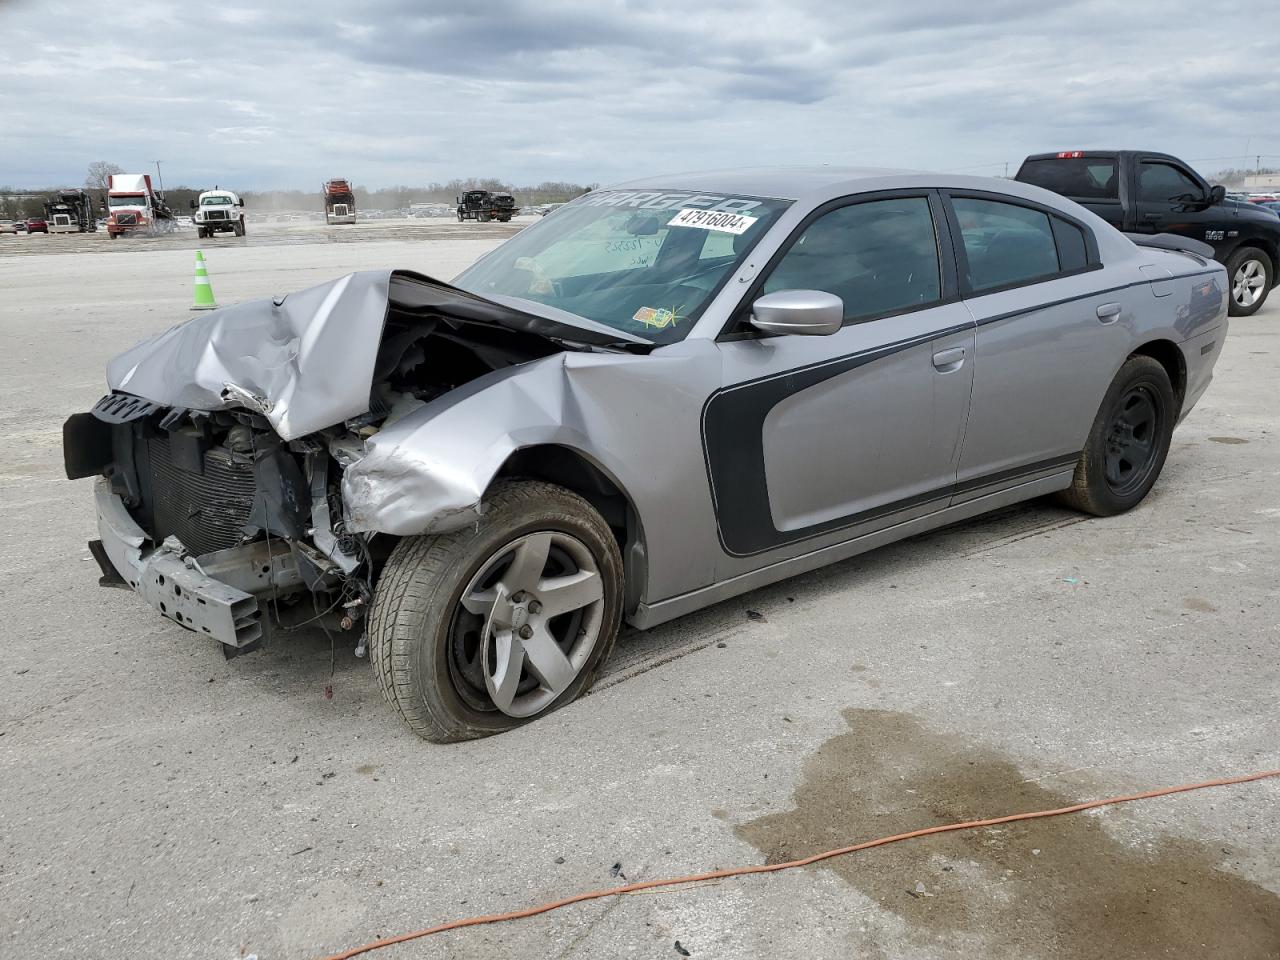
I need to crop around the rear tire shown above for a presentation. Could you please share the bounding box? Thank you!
[1057,355,1176,516]
[1226,246,1272,316]
[369,480,623,742]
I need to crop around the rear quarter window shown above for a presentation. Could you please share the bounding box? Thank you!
[1019,158,1119,200]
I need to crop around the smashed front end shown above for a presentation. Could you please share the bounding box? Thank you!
[62,269,642,656]
[64,392,369,656]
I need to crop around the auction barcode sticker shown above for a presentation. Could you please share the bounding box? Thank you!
[667,208,759,235]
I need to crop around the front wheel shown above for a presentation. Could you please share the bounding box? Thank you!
[1226,246,1272,316]
[369,480,623,742]
[234,219,245,237]
[1057,355,1176,516]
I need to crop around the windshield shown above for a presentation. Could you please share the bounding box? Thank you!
[454,189,789,344]
[201,195,233,205]
[108,194,146,207]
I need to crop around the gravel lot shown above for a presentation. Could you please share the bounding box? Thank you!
[2,221,1277,960]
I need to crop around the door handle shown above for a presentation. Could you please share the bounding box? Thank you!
[1096,302,1122,323]
[931,346,966,372]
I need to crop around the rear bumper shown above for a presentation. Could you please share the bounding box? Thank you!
[92,478,264,648]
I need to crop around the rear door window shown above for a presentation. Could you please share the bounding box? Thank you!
[951,197,1094,293]
[952,198,1060,291]
[1018,158,1119,199]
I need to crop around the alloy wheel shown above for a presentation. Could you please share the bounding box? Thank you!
[1233,259,1266,309]
[448,531,605,718]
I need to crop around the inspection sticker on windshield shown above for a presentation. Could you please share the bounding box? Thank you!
[667,208,759,235]
[633,306,679,329]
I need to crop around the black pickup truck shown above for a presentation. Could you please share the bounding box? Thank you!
[1016,150,1279,316]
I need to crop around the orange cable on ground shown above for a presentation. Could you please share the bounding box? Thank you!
[319,767,1280,960]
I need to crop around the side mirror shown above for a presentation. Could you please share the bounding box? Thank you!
[189,199,197,209]
[240,198,246,208]
[749,290,843,336]
[1208,184,1226,205]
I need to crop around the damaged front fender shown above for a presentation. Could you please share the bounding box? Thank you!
[341,354,596,535]
[339,341,724,606]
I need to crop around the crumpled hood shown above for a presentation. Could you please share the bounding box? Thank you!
[105,269,639,440]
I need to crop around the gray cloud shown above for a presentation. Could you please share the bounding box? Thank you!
[1,0,1277,190]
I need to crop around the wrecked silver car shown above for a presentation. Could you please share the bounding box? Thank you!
[64,168,1227,740]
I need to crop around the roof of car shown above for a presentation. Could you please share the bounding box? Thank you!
[611,165,922,201]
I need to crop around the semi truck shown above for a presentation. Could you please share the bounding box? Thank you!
[323,179,356,224]
[44,189,98,234]
[105,173,175,238]
[190,188,246,238]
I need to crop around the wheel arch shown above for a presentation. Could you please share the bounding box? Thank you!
[492,444,649,616]
[1130,338,1186,410]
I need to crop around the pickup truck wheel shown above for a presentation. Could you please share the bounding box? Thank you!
[1057,355,1175,517]
[234,220,246,237]
[368,480,623,742]
[1226,246,1272,316]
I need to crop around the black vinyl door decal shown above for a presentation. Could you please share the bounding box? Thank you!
[701,328,966,557]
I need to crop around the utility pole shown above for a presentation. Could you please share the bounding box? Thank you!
[153,160,165,196]
[1004,161,1009,178]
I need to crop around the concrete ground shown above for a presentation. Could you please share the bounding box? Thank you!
[1,223,1277,960]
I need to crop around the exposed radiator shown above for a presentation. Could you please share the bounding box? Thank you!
[145,436,256,556]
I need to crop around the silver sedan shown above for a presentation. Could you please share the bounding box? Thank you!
[64,168,1228,740]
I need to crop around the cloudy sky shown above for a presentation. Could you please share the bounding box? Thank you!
[2,0,1278,191]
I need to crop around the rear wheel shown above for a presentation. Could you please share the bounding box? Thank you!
[1057,355,1176,516]
[369,481,623,742]
[1226,246,1272,316]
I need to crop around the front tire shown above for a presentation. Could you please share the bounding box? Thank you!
[1226,246,1272,316]
[369,481,623,742]
[1057,355,1176,516]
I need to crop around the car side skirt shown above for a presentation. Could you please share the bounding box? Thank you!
[627,468,1074,629]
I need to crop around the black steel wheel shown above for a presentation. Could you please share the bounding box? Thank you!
[1057,354,1176,516]
[1103,383,1162,497]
